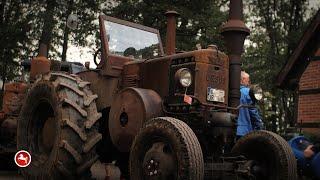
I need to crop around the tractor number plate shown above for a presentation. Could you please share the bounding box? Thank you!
[207,87,225,103]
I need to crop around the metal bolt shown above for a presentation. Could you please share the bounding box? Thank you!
[154,170,158,175]
[148,165,151,169]
[150,159,154,164]
[150,172,153,176]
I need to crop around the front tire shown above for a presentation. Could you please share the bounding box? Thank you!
[232,130,297,180]
[18,72,101,179]
[130,117,204,180]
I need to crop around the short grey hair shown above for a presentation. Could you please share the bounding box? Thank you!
[241,71,249,79]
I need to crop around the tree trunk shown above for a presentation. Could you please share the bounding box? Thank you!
[0,0,7,95]
[0,0,6,25]
[39,0,57,57]
[61,0,74,62]
[1,51,7,92]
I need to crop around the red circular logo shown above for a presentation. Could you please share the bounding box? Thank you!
[14,150,31,167]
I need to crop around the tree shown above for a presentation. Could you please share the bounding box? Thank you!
[61,0,74,62]
[59,0,101,61]
[242,0,318,134]
[38,0,57,57]
[106,0,228,52]
[0,0,31,91]
[0,0,104,100]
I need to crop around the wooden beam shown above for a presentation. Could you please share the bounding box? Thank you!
[297,122,320,128]
[299,88,320,95]
[310,56,320,61]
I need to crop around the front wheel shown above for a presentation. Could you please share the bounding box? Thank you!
[130,117,204,180]
[232,130,297,180]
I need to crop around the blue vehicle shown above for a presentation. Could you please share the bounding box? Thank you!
[289,136,320,179]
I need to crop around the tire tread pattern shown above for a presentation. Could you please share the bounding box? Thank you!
[130,117,204,180]
[18,72,101,179]
[232,130,297,180]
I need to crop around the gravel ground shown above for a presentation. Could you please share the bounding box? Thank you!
[0,161,121,180]
[0,171,23,180]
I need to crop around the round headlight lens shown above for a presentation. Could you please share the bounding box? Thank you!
[254,92,263,101]
[176,68,192,87]
[253,86,263,101]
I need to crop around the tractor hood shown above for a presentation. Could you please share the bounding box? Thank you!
[122,48,229,107]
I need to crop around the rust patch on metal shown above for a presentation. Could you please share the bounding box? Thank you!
[108,88,163,152]
[221,0,250,108]
[0,111,5,124]
[2,82,28,115]
[30,56,51,81]
[165,11,179,55]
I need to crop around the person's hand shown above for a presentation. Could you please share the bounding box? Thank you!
[304,145,315,158]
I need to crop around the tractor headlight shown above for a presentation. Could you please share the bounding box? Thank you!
[254,91,263,101]
[175,68,192,87]
[249,85,263,102]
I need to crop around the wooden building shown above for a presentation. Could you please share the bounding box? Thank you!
[276,10,320,136]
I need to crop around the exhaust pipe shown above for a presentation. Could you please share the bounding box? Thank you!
[30,43,51,81]
[165,11,179,55]
[221,0,250,108]
[39,43,48,57]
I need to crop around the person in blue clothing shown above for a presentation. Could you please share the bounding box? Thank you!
[236,71,264,138]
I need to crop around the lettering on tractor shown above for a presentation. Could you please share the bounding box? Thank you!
[0,0,298,179]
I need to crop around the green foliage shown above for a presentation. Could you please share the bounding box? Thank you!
[242,0,319,134]
[106,0,228,52]
[0,0,102,86]
[0,0,30,89]
[0,0,319,135]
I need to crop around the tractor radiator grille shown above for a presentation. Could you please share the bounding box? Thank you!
[123,75,139,87]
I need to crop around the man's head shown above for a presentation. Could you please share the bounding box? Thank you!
[241,71,250,86]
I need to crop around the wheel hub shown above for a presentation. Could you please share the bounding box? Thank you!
[145,159,160,176]
[142,142,176,179]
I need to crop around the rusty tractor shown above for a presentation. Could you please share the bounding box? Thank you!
[0,52,87,170]
[0,81,27,170]
[13,0,297,179]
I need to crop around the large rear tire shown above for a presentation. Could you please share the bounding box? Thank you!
[130,117,204,180]
[17,72,101,179]
[232,130,297,180]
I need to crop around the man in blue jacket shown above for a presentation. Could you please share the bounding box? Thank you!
[236,71,264,138]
